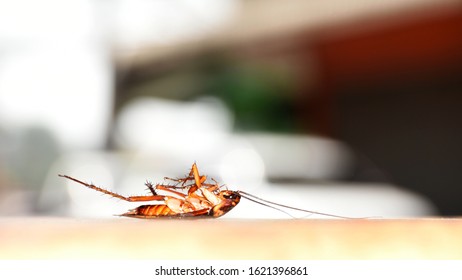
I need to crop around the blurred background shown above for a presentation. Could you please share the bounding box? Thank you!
[0,0,461,218]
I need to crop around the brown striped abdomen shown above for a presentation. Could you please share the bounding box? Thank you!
[134,204,177,216]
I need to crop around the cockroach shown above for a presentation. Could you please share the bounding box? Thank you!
[59,163,354,219]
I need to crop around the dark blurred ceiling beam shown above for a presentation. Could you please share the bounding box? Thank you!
[113,0,461,71]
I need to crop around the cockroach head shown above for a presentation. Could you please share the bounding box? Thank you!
[219,190,241,202]
[209,190,241,218]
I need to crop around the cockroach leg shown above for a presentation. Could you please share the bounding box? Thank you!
[155,185,188,198]
[201,179,221,192]
[163,176,193,186]
[145,181,157,195]
[200,187,222,205]
[191,163,204,188]
[125,195,166,202]
[158,180,197,190]
[58,174,165,202]
[164,163,206,189]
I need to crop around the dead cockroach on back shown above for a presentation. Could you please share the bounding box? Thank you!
[59,163,355,219]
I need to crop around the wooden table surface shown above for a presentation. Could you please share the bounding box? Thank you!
[1,217,461,259]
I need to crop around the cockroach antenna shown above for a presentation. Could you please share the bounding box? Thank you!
[237,191,357,219]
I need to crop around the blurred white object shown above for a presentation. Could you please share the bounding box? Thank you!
[114,97,233,158]
[41,151,128,217]
[109,0,237,49]
[0,0,112,149]
[242,133,355,181]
